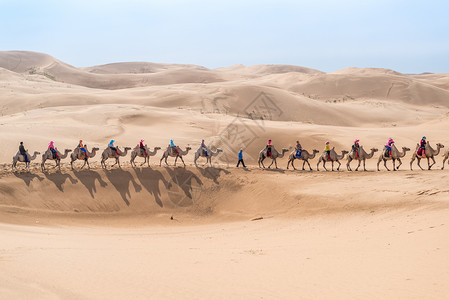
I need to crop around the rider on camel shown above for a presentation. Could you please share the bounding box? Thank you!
[352,139,360,158]
[324,141,331,161]
[295,140,302,158]
[19,142,28,162]
[170,139,179,154]
[78,140,87,159]
[385,138,394,157]
[48,141,59,159]
[109,140,119,155]
[140,139,147,156]
[417,136,427,157]
[266,139,272,157]
[201,139,208,157]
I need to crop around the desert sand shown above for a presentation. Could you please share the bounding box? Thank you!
[1,51,449,299]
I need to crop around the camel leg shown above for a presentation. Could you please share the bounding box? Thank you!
[363,159,367,171]
[118,158,121,169]
[259,157,266,169]
[442,156,448,170]
[179,156,186,167]
[305,160,312,171]
[383,159,390,171]
[347,157,352,171]
[429,157,435,170]
[392,159,397,171]
[274,159,278,169]
[416,157,424,170]
[336,160,341,171]
[396,158,402,170]
[174,155,179,167]
[410,156,415,170]
[267,158,274,169]
[286,159,291,170]
[323,160,328,171]
[81,160,87,170]
[355,159,361,171]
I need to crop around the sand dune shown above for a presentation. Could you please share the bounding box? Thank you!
[1,51,449,298]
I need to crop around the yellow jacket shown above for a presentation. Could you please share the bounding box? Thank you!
[324,144,331,152]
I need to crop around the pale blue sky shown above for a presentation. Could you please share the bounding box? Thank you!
[1,0,448,73]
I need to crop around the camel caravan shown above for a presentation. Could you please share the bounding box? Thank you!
[10,136,448,173]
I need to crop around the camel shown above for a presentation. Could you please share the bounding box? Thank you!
[12,151,40,171]
[258,146,289,169]
[316,147,348,171]
[410,142,444,170]
[159,146,192,167]
[70,146,100,170]
[442,150,449,170]
[286,149,319,170]
[377,144,410,171]
[130,144,161,167]
[346,146,378,171]
[100,146,131,169]
[194,146,223,167]
[41,148,72,172]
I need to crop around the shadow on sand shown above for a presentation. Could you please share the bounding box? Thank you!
[197,167,230,184]
[72,169,108,198]
[43,171,78,191]
[12,171,44,187]
[165,167,203,207]
[133,167,169,208]
[103,169,142,206]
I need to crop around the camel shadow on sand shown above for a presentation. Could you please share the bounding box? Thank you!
[72,169,108,199]
[164,167,203,207]
[197,167,230,184]
[43,171,78,192]
[103,168,142,206]
[133,167,169,208]
[13,171,44,187]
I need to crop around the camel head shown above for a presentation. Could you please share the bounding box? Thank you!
[281,148,289,153]
[342,150,349,155]
[154,147,161,150]
[402,147,411,152]
[436,143,445,149]
[124,147,132,151]
[92,147,100,151]
[186,147,192,150]
[216,148,223,153]
[312,149,319,154]
[371,148,379,152]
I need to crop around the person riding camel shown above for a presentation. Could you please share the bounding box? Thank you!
[201,139,208,157]
[19,142,28,163]
[352,139,360,158]
[78,140,87,159]
[170,139,179,154]
[385,138,394,157]
[417,136,427,157]
[140,139,147,156]
[324,141,331,161]
[48,141,59,159]
[295,140,302,158]
[266,139,273,157]
[109,139,119,156]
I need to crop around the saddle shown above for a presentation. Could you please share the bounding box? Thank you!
[417,148,426,158]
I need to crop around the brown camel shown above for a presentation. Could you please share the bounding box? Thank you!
[347,146,378,171]
[130,144,161,167]
[410,142,444,170]
[258,146,289,169]
[317,147,348,171]
[159,146,192,167]
[101,146,131,169]
[286,149,319,170]
[41,148,72,172]
[194,146,223,167]
[377,144,410,171]
[442,150,449,170]
[12,151,40,171]
[70,146,99,170]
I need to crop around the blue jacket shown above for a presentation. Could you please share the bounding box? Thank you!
[238,151,243,160]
